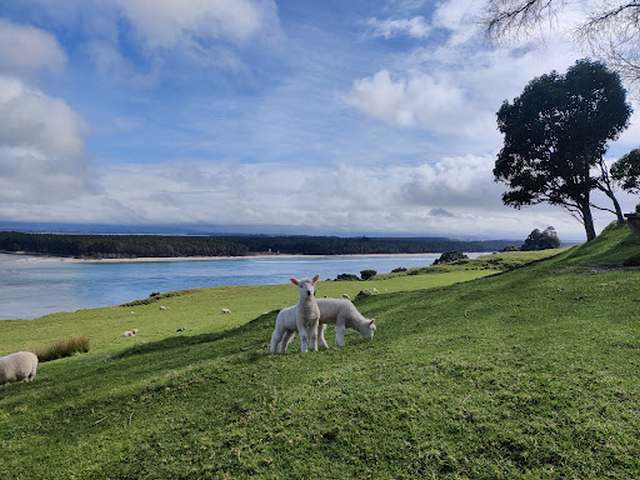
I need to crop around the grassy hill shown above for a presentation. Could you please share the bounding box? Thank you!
[1,226,639,479]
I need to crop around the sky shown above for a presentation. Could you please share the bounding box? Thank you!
[0,0,639,241]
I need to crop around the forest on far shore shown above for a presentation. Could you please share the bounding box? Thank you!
[0,231,514,258]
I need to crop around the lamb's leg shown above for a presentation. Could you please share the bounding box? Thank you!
[308,323,319,352]
[318,324,329,349]
[279,330,295,353]
[335,324,346,348]
[299,327,309,353]
[270,328,283,354]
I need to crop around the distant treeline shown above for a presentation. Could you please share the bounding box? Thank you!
[0,232,513,258]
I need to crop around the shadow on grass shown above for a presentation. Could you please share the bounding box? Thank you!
[111,311,277,360]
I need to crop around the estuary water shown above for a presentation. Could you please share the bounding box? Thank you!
[0,252,480,320]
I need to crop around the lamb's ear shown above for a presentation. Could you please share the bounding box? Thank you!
[369,319,375,327]
[290,278,299,286]
[312,274,320,284]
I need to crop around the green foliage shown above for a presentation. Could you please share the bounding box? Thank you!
[521,226,561,251]
[34,336,90,363]
[611,149,640,195]
[0,226,638,479]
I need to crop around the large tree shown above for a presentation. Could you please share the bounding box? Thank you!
[494,60,632,241]
[484,1,640,87]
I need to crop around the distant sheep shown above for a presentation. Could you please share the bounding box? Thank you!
[159,305,168,311]
[221,308,232,314]
[0,351,38,385]
[122,329,139,337]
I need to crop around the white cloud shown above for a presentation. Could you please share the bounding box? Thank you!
[0,20,66,75]
[12,0,280,76]
[113,0,279,49]
[366,16,430,39]
[1,157,632,240]
[344,69,497,141]
[0,76,89,203]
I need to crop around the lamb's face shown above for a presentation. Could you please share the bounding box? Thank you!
[290,275,320,300]
[299,280,315,299]
[362,319,377,339]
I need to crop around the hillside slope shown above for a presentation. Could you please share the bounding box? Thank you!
[1,225,639,479]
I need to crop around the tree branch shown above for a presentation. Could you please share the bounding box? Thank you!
[590,203,617,214]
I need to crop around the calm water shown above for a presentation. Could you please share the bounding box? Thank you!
[0,252,481,320]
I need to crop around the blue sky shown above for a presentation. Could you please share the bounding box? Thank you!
[0,0,638,240]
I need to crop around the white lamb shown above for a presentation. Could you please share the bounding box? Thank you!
[273,298,376,354]
[269,275,320,353]
[0,351,38,385]
[122,329,139,337]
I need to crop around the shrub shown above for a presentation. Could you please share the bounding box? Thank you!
[636,203,640,214]
[623,254,640,267]
[391,267,407,273]
[336,273,360,281]
[433,251,468,265]
[360,269,377,280]
[35,336,90,363]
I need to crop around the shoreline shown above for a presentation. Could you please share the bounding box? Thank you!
[0,251,487,264]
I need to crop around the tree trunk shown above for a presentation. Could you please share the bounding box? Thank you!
[606,190,625,223]
[596,158,625,223]
[581,202,597,241]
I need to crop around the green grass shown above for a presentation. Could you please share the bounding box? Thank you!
[383,248,566,276]
[0,268,500,355]
[1,231,639,479]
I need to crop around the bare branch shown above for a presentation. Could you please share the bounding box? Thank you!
[589,203,617,214]
[484,0,640,86]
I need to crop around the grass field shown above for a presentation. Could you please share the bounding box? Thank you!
[1,228,639,479]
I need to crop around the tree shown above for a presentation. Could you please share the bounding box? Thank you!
[494,60,632,241]
[521,226,561,251]
[484,1,640,87]
[611,148,640,195]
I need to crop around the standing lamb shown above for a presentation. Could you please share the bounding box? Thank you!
[270,275,320,353]
[0,351,38,385]
[277,298,376,353]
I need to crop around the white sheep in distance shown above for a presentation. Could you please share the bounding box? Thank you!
[221,308,231,314]
[271,298,376,353]
[0,351,38,385]
[270,275,320,353]
[122,329,139,337]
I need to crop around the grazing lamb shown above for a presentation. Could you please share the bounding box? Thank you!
[159,305,168,311]
[270,275,320,353]
[0,351,38,385]
[221,308,231,314]
[277,298,376,353]
[122,329,138,337]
